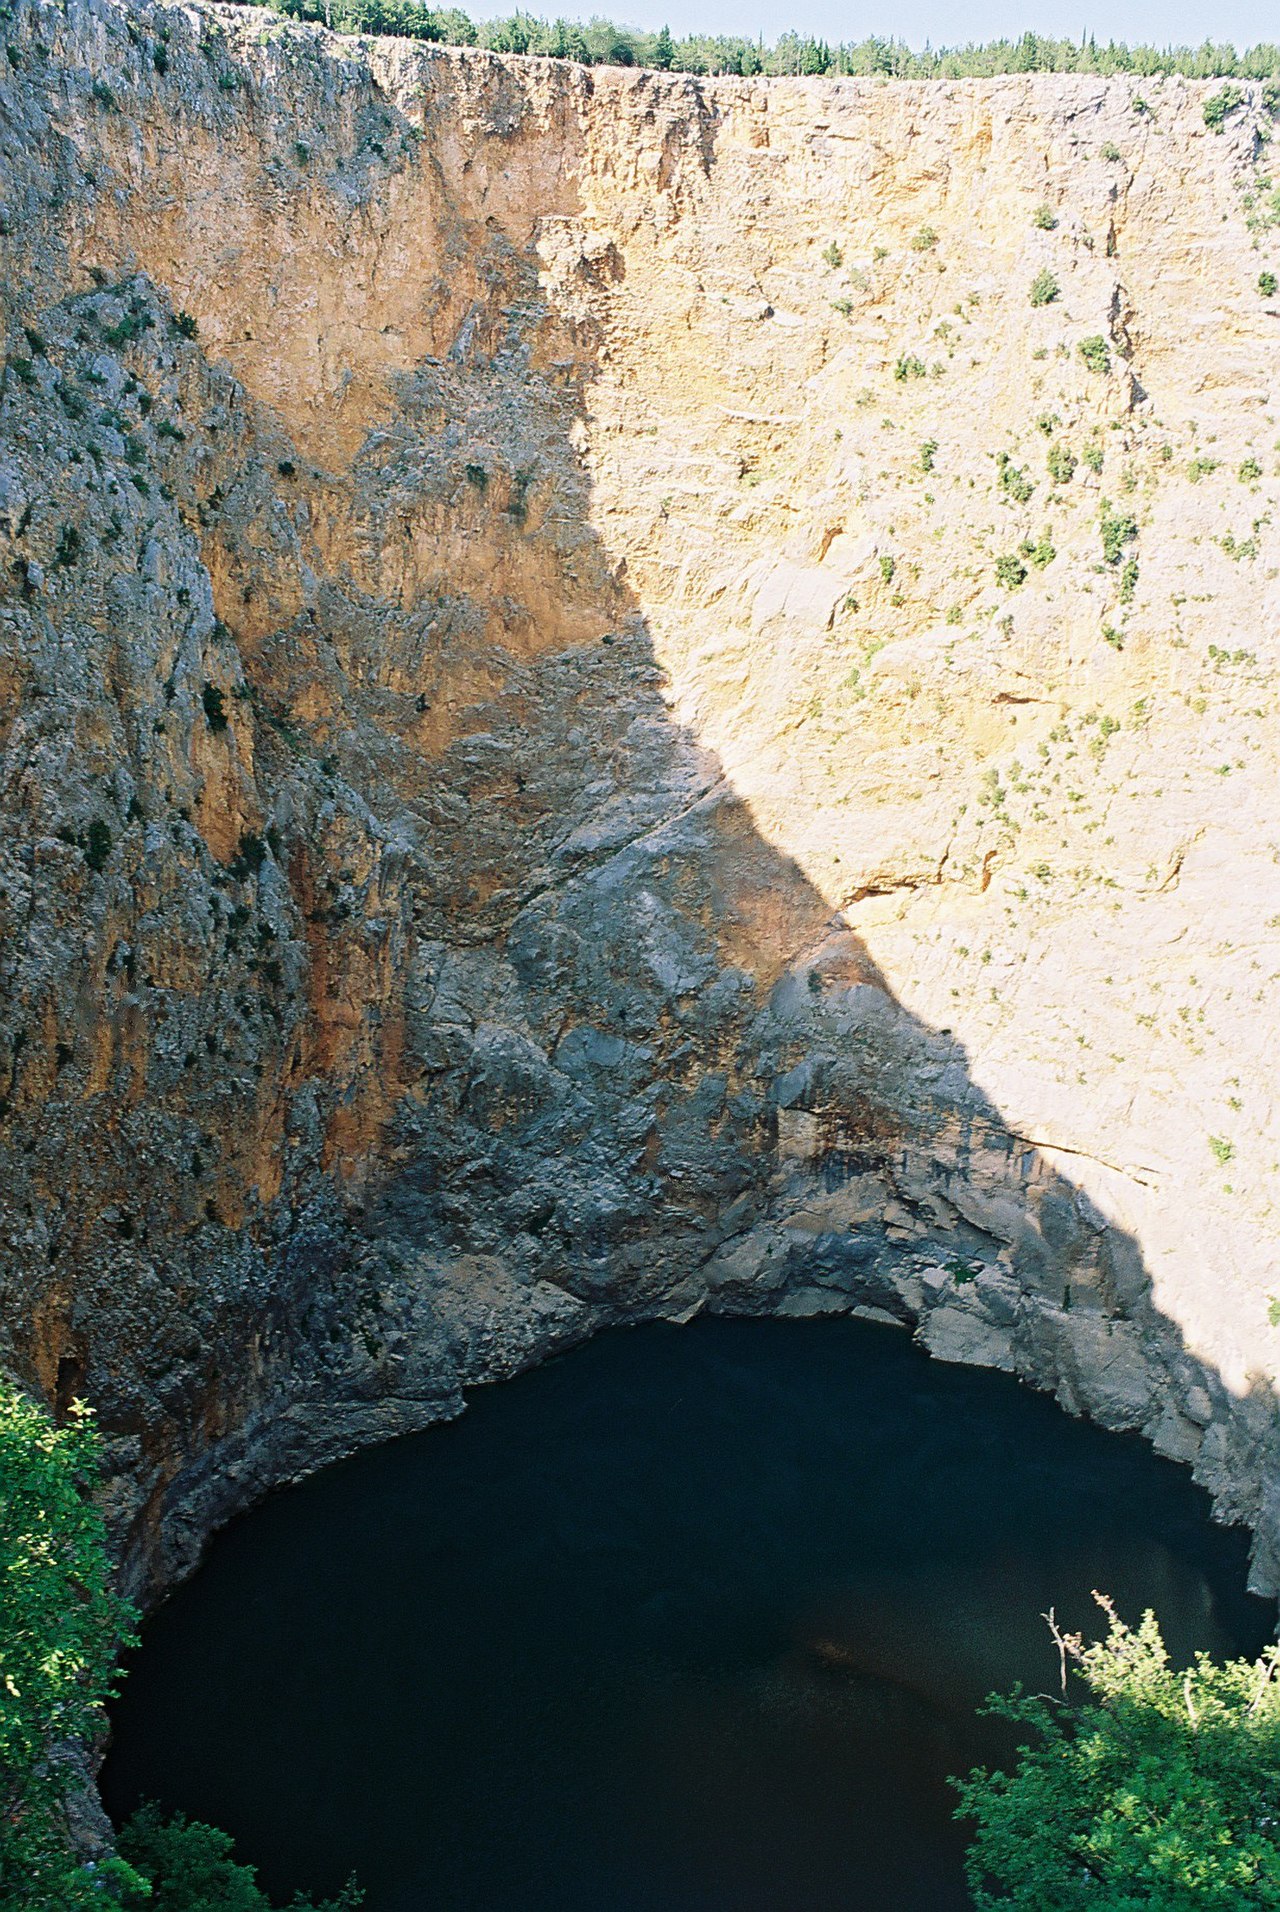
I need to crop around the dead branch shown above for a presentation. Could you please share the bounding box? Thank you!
[1042,1606,1084,1696]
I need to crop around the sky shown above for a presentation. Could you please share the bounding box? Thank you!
[463,0,1278,50]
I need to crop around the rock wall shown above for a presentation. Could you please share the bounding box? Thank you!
[2,0,1280,1598]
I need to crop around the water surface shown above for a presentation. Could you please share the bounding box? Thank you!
[103,1316,1273,1910]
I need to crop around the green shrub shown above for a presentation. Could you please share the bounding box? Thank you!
[0,1385,142,1909]
[1019,532,1056,569]
[1031,203,1057,230]
[101,309,153,349]
[117,1807,361,1912]
[995,553,1027,588]
[201,683,228,732]
[894,353,927,381]
[1101,139,1122,161]
[229,831,267,881]
[955,1600,1280,1909]
[85,819,113,872]
[996,452,1035,503]
[1078,334,1111,374]
[1100,498,1138,564]
[1082,443,1104,474]
[910,225,938,251]
[1118,556,1139,602]
[878,553,895,583]
[1203,82,1244,131]
[1189,455,1220,483]
[1046,442,1077,484]
[1207,643,1257,667]
[171,311,198,340]
[1240,456,1263,481]
[919,439,938,471]
[821,240,842,268]
[1029,267,1059,306]
[1259,271,1278,297]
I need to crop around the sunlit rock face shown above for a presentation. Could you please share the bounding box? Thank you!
[2,0,1279,1596]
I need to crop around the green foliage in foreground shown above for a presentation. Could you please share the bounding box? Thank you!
[0,1380,358,1911]
[955,1599,1280,1908]
[118,1806,361,1912]
[241,0,1280,85]
[0,1385,140,1909]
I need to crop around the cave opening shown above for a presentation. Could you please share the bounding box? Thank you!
[101,1313,1273,1911]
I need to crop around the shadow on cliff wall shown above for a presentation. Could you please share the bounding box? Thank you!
[0,1,1275,1600]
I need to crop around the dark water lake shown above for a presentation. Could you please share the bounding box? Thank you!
[102,1315,1275,1911]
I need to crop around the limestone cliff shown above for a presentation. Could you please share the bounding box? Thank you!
[3,0,1280,1596]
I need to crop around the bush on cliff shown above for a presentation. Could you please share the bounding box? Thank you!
[1203,82,1245,128]
[0,1380,358,1911]
[954,1597,1280,1908]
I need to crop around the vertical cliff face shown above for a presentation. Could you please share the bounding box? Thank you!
[2,0,1279,1595]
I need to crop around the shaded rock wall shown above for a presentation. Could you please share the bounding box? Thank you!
[2,0,1279,1598]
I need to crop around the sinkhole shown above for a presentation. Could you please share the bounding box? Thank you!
[102,1315,1274,1911]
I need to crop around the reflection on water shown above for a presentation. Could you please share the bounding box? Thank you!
[102,1317,1274,1911]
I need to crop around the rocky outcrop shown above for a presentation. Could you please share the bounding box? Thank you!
[2,0,1279,1599]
